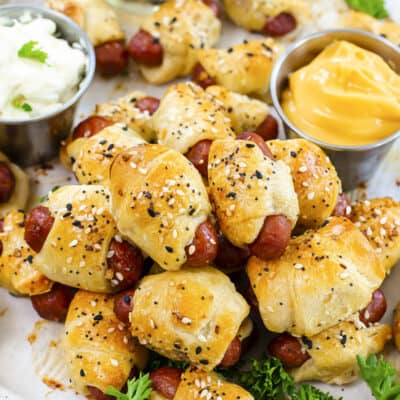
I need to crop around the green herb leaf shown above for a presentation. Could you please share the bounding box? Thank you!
[292,384,341,400]
[358,355,400,400]
[37,186,60,204]
[106,372,152,400]
[18,41,48,63]
[344,0,388,19]
[146,352,190,372]
[12,96,32,113]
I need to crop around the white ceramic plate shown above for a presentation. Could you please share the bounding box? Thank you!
[0,1,399,399]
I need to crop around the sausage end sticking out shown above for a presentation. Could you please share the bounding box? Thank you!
[359,289,387,326]
[150,367,183,400]
[215,233,250,273]
[135,96,160,115]
[24,205,55,253]
[261,12,297,37]
[185,220,218,267]
[87,386,114,400]
[128,29,163,67]
[202,0,222,18]
[72,116,113,140]
[107,239,144,291]
[236,132,273,159]
[268,332,310,369]
[185,139,212,178]
[0,161,16,204]
[332,193,352,218]
[191,63,217,90]
[249,215,291,261]
[219,336,242,367]
[31,283,76,322]
[114,288,135,325]
[255,115,279,141]
[95,40,128,77]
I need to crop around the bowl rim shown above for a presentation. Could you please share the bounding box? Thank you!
[0,4,95,125]
[270,28,400,152]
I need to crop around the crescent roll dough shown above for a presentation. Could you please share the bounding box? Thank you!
[198,39,283,99]
[0,152,29,218]
[206,85,270,134]
[247,217,385,336]
[65,123,146,187]
[223,0,309,33]
[341,11,400,47]
[152,83,234,154]
[46,0,124,47]
[33,185,119,293]
[0,210,52,296]
[208,139,299,248]
[267,139,342,229]
[130,267,250,371]
[138,0,221,84]
[292,319,391,385]
[95,91,156,143]
[109,144,211,270]
[351,198,400,272]
[63,291,148,396]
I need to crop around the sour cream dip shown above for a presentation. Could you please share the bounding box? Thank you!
[0,15,87,120]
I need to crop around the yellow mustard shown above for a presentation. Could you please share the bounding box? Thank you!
[282,40,400,146]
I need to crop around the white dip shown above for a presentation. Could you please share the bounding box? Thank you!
[0,16,87,120]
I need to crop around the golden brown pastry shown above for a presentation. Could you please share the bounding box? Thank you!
[247,217,385,336]
[0,210,52,296]
[32,185,119,293]
[152,83,234,154]
[109,144,212,271]
[0,152,29,218]
[135,0,221,84]
[46,0,124,47]
[206,85,270,134]
[393,301,400,351]
[130,267,250,371]
[223,0,309,35]
[208,138,299,248]
[292,319,391,384]
[64,123,146,187]
[341,11,400,46]
[351,198,400,272]
[63,291,148,397]
[267,139,342,229]
[197,39,282,99]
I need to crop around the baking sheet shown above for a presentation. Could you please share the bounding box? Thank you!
[0,0,399,399]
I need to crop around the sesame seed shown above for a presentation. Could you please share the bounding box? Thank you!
[294,263,304,269]
[182,317,192,325]
[139,168,148,174]
[110,359,119,367]
[307,192,315,200]
[188,245,196,255]
[66,257,72,264]
[380,217,387,224]
[340,272,349,279]
[150,319,155,329]
[123,336,128,344]
[108,327,115,333]
[366,227,373,236]
[79,261,85,268]
[130,162,137,169]
[198,334,207,342]
[114,234,122,243]
[107,250,115,258]
[69,239,78,247]
[302,182,309,187]
[91,301,97,307]
[298,166,308,173]
[380,228,387,237]
[116,272,124,281]
[345,206,352,215]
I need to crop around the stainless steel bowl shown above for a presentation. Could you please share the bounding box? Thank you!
[0,5,95,166]
[270,29,400,191]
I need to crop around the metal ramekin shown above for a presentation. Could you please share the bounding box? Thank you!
[270,29,400,191]
[0,5,95,166]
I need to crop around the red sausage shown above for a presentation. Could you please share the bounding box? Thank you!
[135,96,160,115]
[268,333,310,368]
[72,116,113,140]
[0,161,15,204]
[219,336,242,367]
[95,40,128,76]
[24,205,55,253]
[150,367,183,400]
[332,193,352,218]
[185,220,218,267]
[0,218,4,256]
[215,233,250,274]
[236,132,273,159]
[255,115,279,141]
[114,288,135,324]
[359,289,387,326]
[128,29,163,66]
[249,215,291,260]
[107,240,144,291]
[87,386,113,400]
[261,12,297,37]
[31,283,76,322]
[191,63,217,90]
[185,139,212,178]
[202,0,222,18]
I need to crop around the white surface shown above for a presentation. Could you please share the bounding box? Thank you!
[0,0,399,399]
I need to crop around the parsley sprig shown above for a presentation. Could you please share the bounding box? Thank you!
[18,41,48,64]
[106,372,152,400]
[344,0,388,19]
[12,96,32,113]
